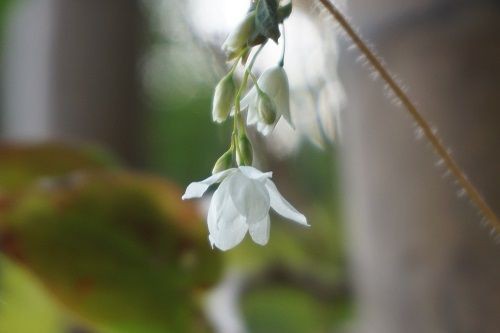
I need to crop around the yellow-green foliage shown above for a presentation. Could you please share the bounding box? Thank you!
[0,256,64,333]
[0,144,222,333]
[0,143,118,192]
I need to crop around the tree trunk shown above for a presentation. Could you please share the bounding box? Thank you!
[2,0,143,164]
[340,1,500,332]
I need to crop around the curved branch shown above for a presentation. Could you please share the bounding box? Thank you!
[317,0,500,231]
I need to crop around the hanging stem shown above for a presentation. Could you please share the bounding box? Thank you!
[231,44,266,152]
[234,44,266,118]
[317,0,500,230]
[279,24,286,67]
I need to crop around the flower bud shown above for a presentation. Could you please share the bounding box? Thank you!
[257,91,277,125]
[212,151,233,174]
[236,135,253,166]
[222,12,256,60]
[212,73,236,123]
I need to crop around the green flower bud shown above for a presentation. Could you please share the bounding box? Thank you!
[212,151,233,174]
[236,135,253,166]
[222,12,256,60]
[212,73,236,123]
[257,91,277,125]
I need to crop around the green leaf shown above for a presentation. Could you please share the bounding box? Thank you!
[1,172,223,333]
[255,0,281,43]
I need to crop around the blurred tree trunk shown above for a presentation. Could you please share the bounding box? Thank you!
[340,1,500,332]
[2,0,143,164]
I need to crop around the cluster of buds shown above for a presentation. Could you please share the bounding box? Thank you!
[212,0,294,166]
[183,0,309,251]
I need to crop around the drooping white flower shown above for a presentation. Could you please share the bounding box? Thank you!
[241,66,293,136]
[182,166,308,251]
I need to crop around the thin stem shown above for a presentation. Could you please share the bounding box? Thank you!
[234,43,266,118]
[231,44,266,148]
[244,45,266,98]
[247,43,266,75]
[279,24,286,67]
[317,0,500,230]
[248,71,262,92]
[228,56,240,75]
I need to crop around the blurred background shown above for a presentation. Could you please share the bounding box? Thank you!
[0,0,499,333]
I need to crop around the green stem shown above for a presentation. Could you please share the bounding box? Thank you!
[248,71,262,93]
[229,43,266,165]
[279,23,286,67]
[233,43,267,134]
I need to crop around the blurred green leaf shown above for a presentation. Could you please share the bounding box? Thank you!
[0,145,222,333]
[0,256,65,333]
[0,143,119,192]
[243,287,348,333]
[146,89,231,187]
[0,0,14,53]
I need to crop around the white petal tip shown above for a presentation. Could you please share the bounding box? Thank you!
[252,237,269,246]
[209,234,240,252]
[181,193,194,200]
[214,244,235,252]
[285,118,295,130]
[296,217,309,226]
[258,127,273,136]
[212,116,224,124]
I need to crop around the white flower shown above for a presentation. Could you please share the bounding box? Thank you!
[241,66,293,135]
[182,166,308,251]
[222,12,256,60]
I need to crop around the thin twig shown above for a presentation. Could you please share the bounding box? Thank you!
[317,0,500,230]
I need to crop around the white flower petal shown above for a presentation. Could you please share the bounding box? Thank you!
[207,180,228,238]
[259,67,282,96]
[265,180,308,226]
[207,180,248,251]
[212,213,248,251]
[246,103,259,125]
[229,171,270,223]
[257,121,276,136]
[215,214,248,251]
[238,166,272,180]
[182,169,236,200]
[248,215,270,246]
[240,87,260,125]
[240,87,257,111]
[238,66,294,135]
[261,67,292,128]
[275,85,293,128]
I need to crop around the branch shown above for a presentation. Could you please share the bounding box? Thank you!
[317,0,500,231]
